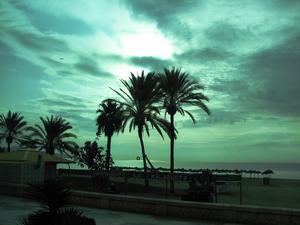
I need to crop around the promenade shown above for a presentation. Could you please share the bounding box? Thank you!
[0,195,240,225]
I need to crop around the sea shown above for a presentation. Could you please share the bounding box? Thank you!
[58,161,300,180]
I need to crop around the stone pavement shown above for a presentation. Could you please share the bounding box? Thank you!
[0,195,241,225]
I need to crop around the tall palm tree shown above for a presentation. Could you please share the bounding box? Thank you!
[24,116,77,155]
[0,110,27,152]
[96,99,124,171]
[113,71,172,186]
[158,67,210,193]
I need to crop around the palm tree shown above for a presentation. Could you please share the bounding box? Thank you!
[26,179,72,215]
[0,110,27,152]
[158,67,210,193]
[22,179,95,225]
[23,116,77,155]
[96,99,124,171]
[113,71,172,186]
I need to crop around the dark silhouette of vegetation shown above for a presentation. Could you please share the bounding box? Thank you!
[112,71,172,186]
[25,179,72,214]
[158,67,210,193]
[0,110,27,152]
[97,98,124,171]
[22,116,77,155]
[21,179,95,225]
[74,140,110,170]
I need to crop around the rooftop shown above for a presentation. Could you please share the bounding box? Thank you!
[0,149,73,164]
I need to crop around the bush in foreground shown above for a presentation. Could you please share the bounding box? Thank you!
[21,179,95,225]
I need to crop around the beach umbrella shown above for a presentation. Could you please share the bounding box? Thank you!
[262,169,274,185]
[262,169,274,175]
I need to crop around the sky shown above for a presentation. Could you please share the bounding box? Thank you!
[0,0,300,168]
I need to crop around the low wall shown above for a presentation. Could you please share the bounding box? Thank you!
[1,182,299,225]
[71,191,300,225]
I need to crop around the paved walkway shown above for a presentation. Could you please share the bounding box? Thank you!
[0,195,241,225]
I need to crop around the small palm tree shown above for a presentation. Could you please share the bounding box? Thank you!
[0,110,27,152]
[158,67,210,193]
[113,71,172,186]
[26,179,72,215]
[24,116,77,155]
[96,99,124,171]
[22,179,95,225]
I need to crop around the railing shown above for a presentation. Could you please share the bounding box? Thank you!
[57,168,241,182]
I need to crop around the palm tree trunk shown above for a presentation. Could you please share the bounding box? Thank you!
[7,141,11,152]
[145,155,155,170]
[138,126,149,187]
[48,141,55,155]
[106,135,112,171]
[170,114,175,193]
[6,135,12,152]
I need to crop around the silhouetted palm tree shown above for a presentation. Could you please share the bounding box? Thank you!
[113,71,172,186]
[96,99,124,171]
[0,110,27,152]
[22,179,95,225]
[158,67,210,193]
[26,179,72,215]
[24,116,77,155]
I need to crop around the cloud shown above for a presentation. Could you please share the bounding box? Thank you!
[27,92,98,134]
[35,99,83,108]
[238,34,300,116]
[177,108,247,129]
[175,48,233,63]
[47,109,97,133]
[40,56,65,68]
[129,56,172,71]
[209,33,300,116]
[74,56,114,78]
[12,1,93,35]
[31,92,95,110]
[56,70,73,77]
[124,0,197,40]
[210,78,250,94]
[8,29,69,53]
[27,91,92,111]
[204,22,250,49]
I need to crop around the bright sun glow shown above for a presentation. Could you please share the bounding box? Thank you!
[119,31,174,59]
[108,63,149,79]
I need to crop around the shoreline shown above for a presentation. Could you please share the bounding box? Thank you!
[57,165,300,180]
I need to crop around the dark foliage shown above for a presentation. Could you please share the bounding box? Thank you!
[96,98,124,137]
[97,98,124,170]
[157,67,210,192]
[20,208,95,225]
[112,71,172,186]
[22,116,78,155]
[24,179,72,214]
[0,110,27,151]
[21,179,95,225]
[73,140,110,170]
